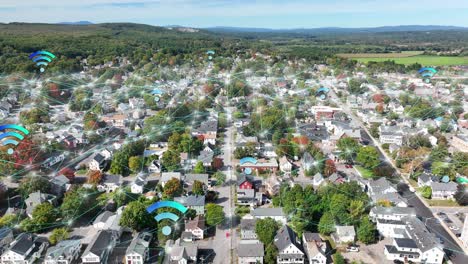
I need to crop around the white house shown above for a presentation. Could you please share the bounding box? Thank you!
[44,239,81,264]
[131,173,148,194]
[274,225,305,264]
[184,215,205,240]
[238,240,264,264]
[124,232,152,264]
[97,174,122,193]
[251,208,287,224]
[160,172,182,188]
[332,226,355,244]
[430,182,458,200]
[302,232,327,264]
[279,156,293,174]
[1,233,48,264]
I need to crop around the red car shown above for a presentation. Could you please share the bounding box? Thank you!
[226,232,230,238]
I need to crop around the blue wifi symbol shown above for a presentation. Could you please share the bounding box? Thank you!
[29,50,56,73]
[0,124,30,155]
[418,67,437,83]
[146,201,188,236]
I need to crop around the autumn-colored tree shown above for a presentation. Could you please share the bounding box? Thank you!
[211,158,224,170]
[323,159,337,177]
[192,180,205,195]
[163,178,182,198]
[12,138,45,170]
[87,170,102,184]
[376,104,385,114]
[58,167,75,182]
[372,94,385,103]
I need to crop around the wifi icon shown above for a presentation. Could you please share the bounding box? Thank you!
[418,67,437,83]
[0,124,30,155]
[146,201,188,236]
[207,50,215,60]
[29,50,56,73]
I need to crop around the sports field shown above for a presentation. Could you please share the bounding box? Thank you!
[338,52,468,66]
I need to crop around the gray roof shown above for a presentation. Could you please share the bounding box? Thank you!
[237,188,255,198]
[274,225,303,253]
[371,192,407,205]
[10,233,37,255]
[185,215,205,231]
[126,232,152,256]
[402,216,442,252]
[82,230,118,258]
[174,195,205,207]
[46,239,81,260]
[198,151,214,163]
[51,175,70,186]
[302,232,322,243]
[336,225,355,237]
[240,218,257,231]
[238,241,264,257]
[370,206,416,217]
[161,172,181,183]
[251,207,285,217]
[184,174,209,185]
[93,211,114,224]
[395,238,418,249]
[418,173,438,184]
[196,120,217,133]
[103,174,121,184]
[430,182,458,192]
[0,227,13,241]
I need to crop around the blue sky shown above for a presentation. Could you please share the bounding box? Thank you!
[1,0,467,28]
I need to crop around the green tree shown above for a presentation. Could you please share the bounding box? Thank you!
[110,151,130,175]
[431,161,456,178]
[213,172,226,186]
[357,217,377,244]
[356,146,380,169]
[163,178,182,198]
[49,227,70,245]
[192,180,205,195]
[18,175,50,198]
[429,146,448,162]
[349,200,366,222]
[337,137,360,162]
[61,187,100,220]
[0,214,24,228]
[264,244,278,264]
[205,203,225,227]
[255,217,280,245]
[161,150,181,171]
[22,202,59,232]
[333,253,346,264]
[193,161,205,173]
[128,156,144,173]
[120,199,157,231]
[420,186,432,199]
[318,212,335,235]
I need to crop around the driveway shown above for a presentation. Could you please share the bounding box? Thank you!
[341,238,394,264]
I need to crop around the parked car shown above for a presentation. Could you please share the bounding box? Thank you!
[449,226,459,231]
[346,246,359,252]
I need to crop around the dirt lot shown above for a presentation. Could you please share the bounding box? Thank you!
[341,238,394,264]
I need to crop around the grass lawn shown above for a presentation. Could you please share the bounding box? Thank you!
[426,199,460,207]
[355,165,374,179]
[352,55,468,66]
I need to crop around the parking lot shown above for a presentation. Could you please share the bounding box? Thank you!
[341,238,394,264]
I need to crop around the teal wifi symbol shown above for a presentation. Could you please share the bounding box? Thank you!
[146,201,188,236]
[0,124,30,155]
[29,50,56,73]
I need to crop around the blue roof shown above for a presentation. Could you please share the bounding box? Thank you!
[151,88,164,95]
[441,176,450,183]
[434,117,443,121]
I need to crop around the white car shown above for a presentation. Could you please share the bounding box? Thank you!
[449,226,459,231]
[346,246,359,252]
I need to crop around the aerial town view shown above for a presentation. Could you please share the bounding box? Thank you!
[0,1,467,264]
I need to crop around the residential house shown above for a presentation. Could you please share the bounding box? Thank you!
[302,152,315,172]
[101,114,126,128]
[185,215,205,240]
[274,225,305,264]
[327,172,346,185]
[279,156,293,174]
[369,207,416,238]
[131,173,148,194]
[1,233,48,264]
[174,195,205,215]
[240,218,257,240]
[302,232,327,264]
[384,217,444,264]
[44,239,81,264]
[451,134,468,153]
[42,154,66,168]
[184,174,209,188]
[239,157,278,173]
[88,149,112,171]
[49,175,70,198]
[92,207,126,235]
[97,174,122,193]
[124,231,153,264]
[81,230,119,264]
[192,120,217,145]
[379,126,404,145]
[25,191,57,217]
[236,188,260,206]
[197,151,214,167]
[238,240,264,264]
[417,173,438,187]
[160,172,182,188]
[167,239,198,263]
[237,174,254,190]
[147,160,161,173]
[261,143,277,158]
[264,176,281,196]
[0,228,13,254]
[430,182,458,199]
[251,208,287,224]
[313,173,324,187]
[332,226,356,244]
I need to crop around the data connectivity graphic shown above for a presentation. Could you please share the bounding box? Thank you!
[29,50,56,73]
[146,201,188,236]
[316,87,330,100]
[0,124,30,155]
[418,67,437,83]
[207,50,215,60]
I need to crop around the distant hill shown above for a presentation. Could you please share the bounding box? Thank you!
[58,21,94,25]
[205,25,468,34]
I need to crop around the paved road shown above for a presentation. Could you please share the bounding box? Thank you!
[329,87,468,264]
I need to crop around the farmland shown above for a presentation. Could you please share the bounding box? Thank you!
[338,52,468,66]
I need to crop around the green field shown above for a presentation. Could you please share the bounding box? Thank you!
[353,55,468,66]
